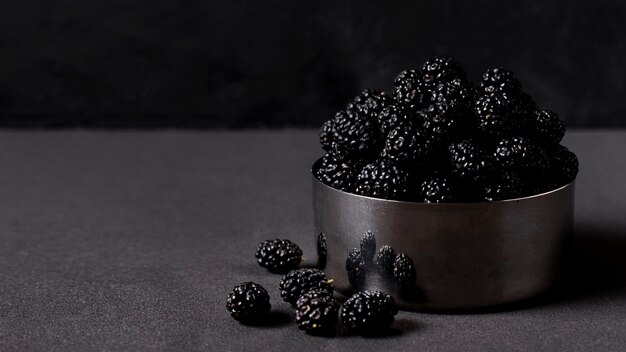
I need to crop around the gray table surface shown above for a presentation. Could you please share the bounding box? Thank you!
[0,130,624,351]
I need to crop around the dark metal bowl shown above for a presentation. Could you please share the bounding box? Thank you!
[312,159,575,311]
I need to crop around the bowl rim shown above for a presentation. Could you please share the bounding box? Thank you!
[311,158,575,206]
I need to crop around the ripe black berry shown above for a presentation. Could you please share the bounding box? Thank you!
[315,150,362,192]
[319,119,335,151]
[483,172,526,201]
[430,78,474,118]
[377,104,415,136]
[341,291,398,333]
[381,123,433,164]
[346,249,366,285]
[532,110,565,144]
[494,136,545,171]
[480,67,521,95]
[474,93,523,138]
[393,253,416,287]
[295,289,339,335]
[392,69,429,109]
[279,268,334,307]
[226,282,271,322]
[255,239,302,274]
[448,140,493,184]
[348,89,391,120]
[549,145,579,185]
[355,160,410,200]
[359,232,377,262]
[375,245,396,275]
[422,56,467,87]
[419,176,459,203]
[332,109,382,156]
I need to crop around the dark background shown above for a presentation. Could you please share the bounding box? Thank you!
[0,0,624,128]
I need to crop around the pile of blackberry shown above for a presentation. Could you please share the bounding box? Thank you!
[316,57,579,202]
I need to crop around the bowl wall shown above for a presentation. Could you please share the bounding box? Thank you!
[312,161,575,311]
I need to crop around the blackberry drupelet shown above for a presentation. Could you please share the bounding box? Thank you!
[346,249,367,285]
[340,291,398,333]
[419,176,459,203]
[319,119,335,151]
[226,282,271,322]
[494,137,546,171]
[255,239,302,274]
[483,171,526,201]
[375,245,396,276]
[295,289,339,335]
[392,69,429,109]
[332,109,382,156]
[474,93,523,138]
[360,232,377,262]
[348,89,391,120]
[377,104,414,136]
[279,268,334,307]
[381,123,432,164]
[315,150,362,192]
[448,140,493,184]
[532,110,565,144]
[421,56,467,87]
[393,253,416,287]
[355,160,410,200]
[480,67,521,95]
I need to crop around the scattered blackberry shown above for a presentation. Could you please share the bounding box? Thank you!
[319,119,335,151]
[377,104,414,136]
[532,110,565,144]
[355,160,410,200]
[392,69,429,109]
[346,249,367,285]
[255,239,302,274]
[295,289,339,335]
[422,56,467,87]
[448,140,493,184]
[483,172,526,201]
[315,150,362,192]
[474,93,523,138]
[332,109,382,156]
[419,176,459,203]
[375,245,396,275]
[393,253,416,287]
[480,67,521,95]
[381,123,432,164]
[494,137,546,171]
[549,145,579,185]
[359,231,377,262]
[340,291,398,333]
[317,232,327,269]
[279,268,334,307]
[348,89,391,120]
[226,282,271,322]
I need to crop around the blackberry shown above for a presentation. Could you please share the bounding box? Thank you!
[448,140,493,184]
[332,109,381,156]
[279,268,334,307]
[474,93,524,138]
[340,291,398,333]
[355,160,410,200]
[381,123,432,164]
[420,107,461,146]
[315,149,363,192]
[377,104,414,136]
[480,67,521,95]
[226,282,271,322]
[375,245,396,275]
[392,69,429,109]
[549,145,579,185]
[346,249,366,285]
[393,253,416,287]
[319,119,335,151]
[359,231,377,262]
[494,137,545,171]
[419,176,459,203]
[532,110,565,144]
[430,78,474,118]
[255,239,302,274]
[317,232,327,269]
[421,56,467,87]
[348,89,391,120]
[295,289,339,335]
[483,172,526,201]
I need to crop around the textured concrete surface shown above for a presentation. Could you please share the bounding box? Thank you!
[0,130,624,351]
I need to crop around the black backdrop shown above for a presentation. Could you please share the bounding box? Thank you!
[0,0,624,128]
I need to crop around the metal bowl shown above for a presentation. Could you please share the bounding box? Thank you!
[312,159,575,311]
